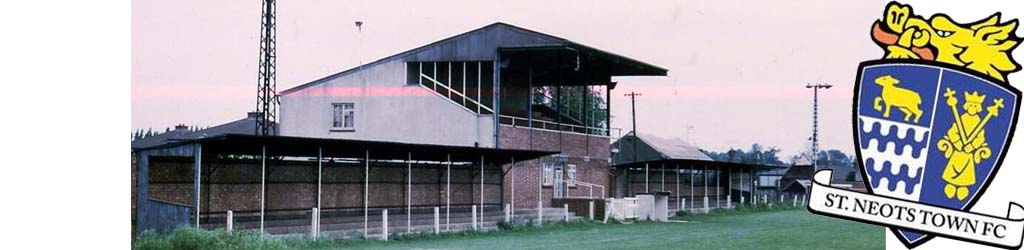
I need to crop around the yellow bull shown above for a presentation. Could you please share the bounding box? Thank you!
[873,75,924,123]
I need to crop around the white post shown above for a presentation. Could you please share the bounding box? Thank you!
[537,201,543,226]
[675,164,680,211]
[382,209,388,241]
[407,153,412,233]
[472,205,478,230]
[564,204,569,222]
[645,163,649,193]
[793,194,798,206]
[703,196,709,213]
[446,154,451,231]
[716,169,720,209]
[739,168,745,205]
[433,207,440,234]
[316,147,322,237]
[588,201,594,220]
[317,148,322,209]
[480,155,484,228]
[311,208,318,240]
[511,157,515,220]
[364,150,369,237]
[781,195,785,205]
[226,210,233,232]
[505,204,511,223]
[752,181,757,205]
[690,168,694,207]
[727,195,732,209]
[741,195,745,205]
[260,145,266,235]
[682,198,687,211]
[538,161,543,227]
[703,166,708,208]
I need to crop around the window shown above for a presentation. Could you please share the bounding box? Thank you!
[567,164,577,187]
[542,163,553,187]
[759,176,782,187]
[332,103,355,130]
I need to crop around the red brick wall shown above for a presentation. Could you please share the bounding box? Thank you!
[145,157,503,215]
[498,126,610,208]
[140,126,611,214]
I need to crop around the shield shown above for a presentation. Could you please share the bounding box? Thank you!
[853,60,1021,248]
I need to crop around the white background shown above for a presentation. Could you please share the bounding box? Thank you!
[0,0,129,248]
[888,1,1023,249]
[0,0,1020,248]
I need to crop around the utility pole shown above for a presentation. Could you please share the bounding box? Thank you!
[806,83,832,171]
[624,92,641,195]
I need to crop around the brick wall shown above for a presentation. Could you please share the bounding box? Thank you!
[145,156,503,216]
[131,154,137,236]
[498,126,610,208]
[138,126,610,216]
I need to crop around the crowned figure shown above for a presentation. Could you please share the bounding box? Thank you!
[939,91,992,201]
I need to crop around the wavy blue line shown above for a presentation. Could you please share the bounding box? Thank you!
[865,158,923,195]
[858,118,929,158]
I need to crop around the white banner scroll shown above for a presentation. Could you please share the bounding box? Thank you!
[807,170,1024,249]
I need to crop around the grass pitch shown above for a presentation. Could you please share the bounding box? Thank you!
[133,208,883,250]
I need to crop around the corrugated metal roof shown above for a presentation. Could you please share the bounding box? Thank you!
[134,133,556,165]
[633,133,712,161]
[610,132,784,170]
[612,132,711,163]
[131,113,272,150]
[280,22,667,95]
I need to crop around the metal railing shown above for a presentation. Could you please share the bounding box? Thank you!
[420,73,493,114]
[553,178,606,199]
[499,115,608,136]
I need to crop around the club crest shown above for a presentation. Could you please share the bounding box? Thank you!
[855,60,1020,247]
[808,1,1024,249]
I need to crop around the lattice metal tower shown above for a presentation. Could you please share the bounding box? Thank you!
[806,83,832,171]
[255,0,278,136]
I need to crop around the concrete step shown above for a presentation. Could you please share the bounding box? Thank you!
[214,210,510,235]
[261,213,508,235]
[225,207,583,238]
[210,209,505,229]
[509,208,582,225]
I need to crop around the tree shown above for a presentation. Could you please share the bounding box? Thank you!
[703,143,784,165]
[535,85,609,131]
[817,149,854,168]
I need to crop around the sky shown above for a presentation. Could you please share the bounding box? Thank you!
[132,0,892,159]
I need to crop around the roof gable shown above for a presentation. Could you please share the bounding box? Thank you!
[281,22,567,95]
[280,22,666,95]
[612,132,712,164]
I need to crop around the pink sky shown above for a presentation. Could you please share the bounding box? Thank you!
[132,0,887,157]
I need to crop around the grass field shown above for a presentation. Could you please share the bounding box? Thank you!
[133,208,884,250]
